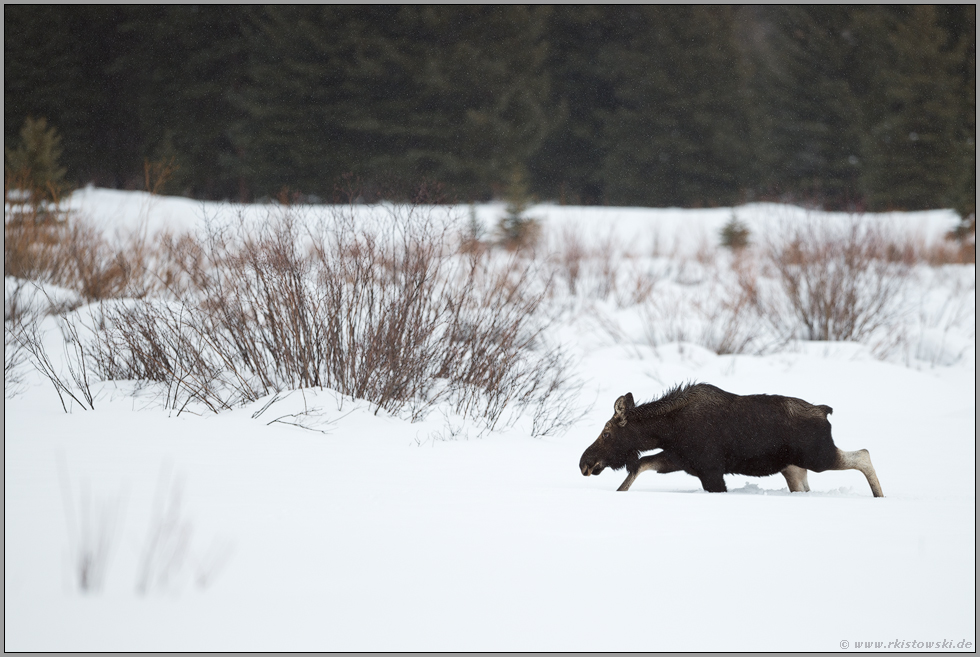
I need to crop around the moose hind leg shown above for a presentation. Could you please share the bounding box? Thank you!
[832,449,884,498]
[781,465,810,493]
[617,453,683,492]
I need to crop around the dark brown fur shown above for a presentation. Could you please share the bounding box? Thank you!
[579,382,878,494]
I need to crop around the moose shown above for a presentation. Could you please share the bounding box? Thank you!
[579,382,883,497]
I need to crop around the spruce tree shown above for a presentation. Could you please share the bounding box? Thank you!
[529,6,625,204]
[233,6,553,201]
[600,6,749,207]
[229,6,361,199]
[110,6,249,198]
[4,6,138,187]
[947,5,976,221]
[5,117,68,201]
[741,6,863,208]
[855,6,964,210]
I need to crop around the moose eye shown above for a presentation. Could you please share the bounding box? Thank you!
[602,432,610,438]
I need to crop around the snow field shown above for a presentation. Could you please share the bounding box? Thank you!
[5,189,975,650]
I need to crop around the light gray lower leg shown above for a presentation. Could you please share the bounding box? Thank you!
[781,465,810,493]
[833,448,884,498]
[617,453,682,492]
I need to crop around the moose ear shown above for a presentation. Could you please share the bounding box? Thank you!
[613,394,632,426]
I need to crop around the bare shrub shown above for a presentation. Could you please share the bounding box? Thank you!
[640,290,699,347]
[60,313,99,409]
[6,157,175,302]
[700,252,773,355]
[4,279,87,400]
[527,350,589,436]
[553,226,586,296]
[14,309,97,412]
[5,156,72,282]
[4,323,27,396]
[4,321,29,397]
[693,285,768,356]
[435,248,579,433]
[310,206,452,414]
[94,300,235,413]
[669,250,710,287]
[74,202,581,433]
[498,214,541,252]
[4,279,33,396]
[639,287,764,356]
[249,389,337,434]
[693,233,716,266]
[550,227,642,304]
[589,232,623,300]
[633,250,774,357]
[614,260,660,308]
[901,267,976,366]
[923,236,976,266]
[62,221,155,301]
[756,219,913,344]
[459,206,488,255]
[154,230,210,297]
[4,208,158,302]
[4,203,69,283]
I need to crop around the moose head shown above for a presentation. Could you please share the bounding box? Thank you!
[579,392,638,476]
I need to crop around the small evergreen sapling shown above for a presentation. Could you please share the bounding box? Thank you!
[4,117,68,204]
[497,165,539,249]
[720,214,750,250]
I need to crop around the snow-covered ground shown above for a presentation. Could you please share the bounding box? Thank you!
[5,189,976,650]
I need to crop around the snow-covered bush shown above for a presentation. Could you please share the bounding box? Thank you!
[756,218,913,345]
[80,204,579,434]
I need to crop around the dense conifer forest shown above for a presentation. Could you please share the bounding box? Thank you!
[4,5,975,215]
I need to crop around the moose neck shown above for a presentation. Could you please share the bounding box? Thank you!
[623,412,663,453]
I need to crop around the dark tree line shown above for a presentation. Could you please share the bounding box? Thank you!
[4,5,975,215]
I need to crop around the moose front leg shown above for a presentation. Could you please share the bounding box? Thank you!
[698,470,728,493]
[617,452,683,491]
